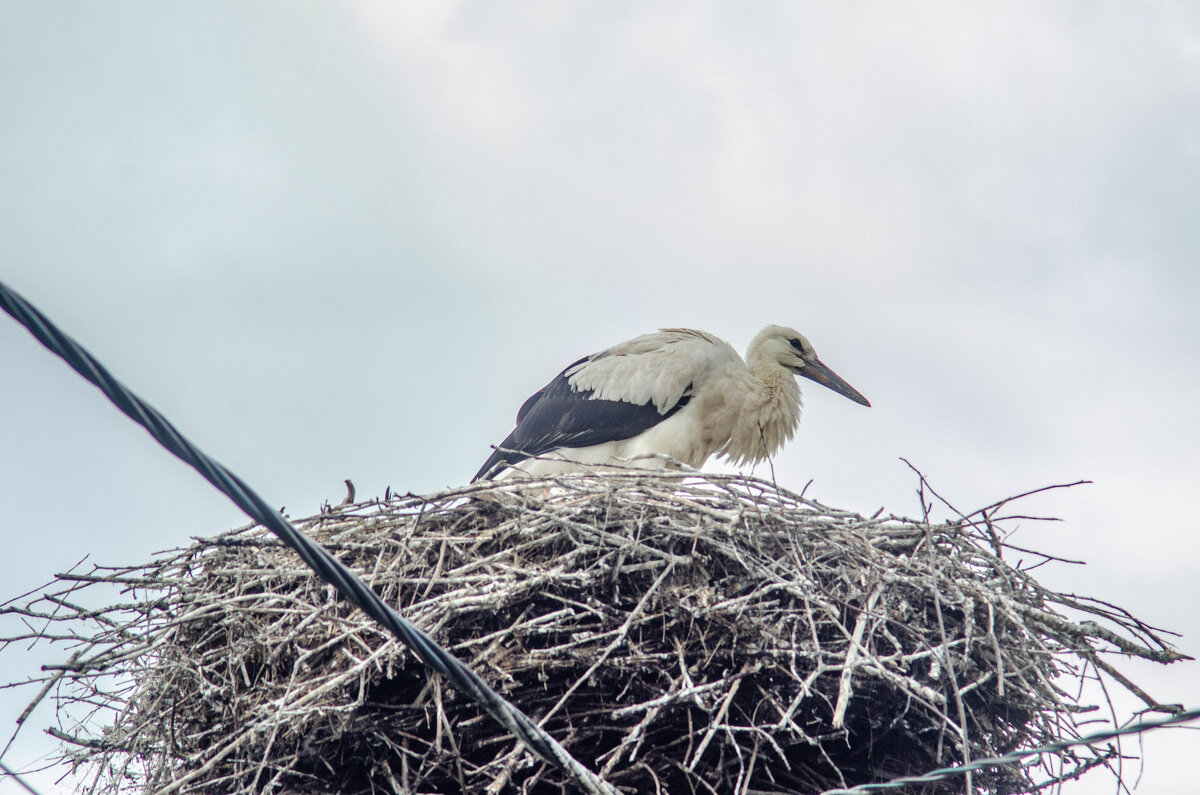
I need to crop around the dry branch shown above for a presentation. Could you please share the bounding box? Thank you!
[0,472,1186,794]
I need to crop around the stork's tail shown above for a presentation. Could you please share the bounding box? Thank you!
[471,435,527,482]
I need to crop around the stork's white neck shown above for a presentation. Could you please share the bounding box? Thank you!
[720,354,802,466]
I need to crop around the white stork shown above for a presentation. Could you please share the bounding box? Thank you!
[472,326,869,482]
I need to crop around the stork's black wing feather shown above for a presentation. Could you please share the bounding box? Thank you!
[515,356,588,425]
[473,359,692,482]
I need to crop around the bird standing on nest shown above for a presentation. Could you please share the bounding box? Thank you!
[473,326,870,482]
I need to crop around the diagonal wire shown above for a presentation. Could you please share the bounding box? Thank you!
[0,760,44,795]
[818,706,1200,794]
[0,279,619,795]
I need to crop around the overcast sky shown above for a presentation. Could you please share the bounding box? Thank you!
[2,3,1198,793]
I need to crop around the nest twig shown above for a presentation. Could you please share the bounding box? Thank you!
[1,472,1186,794]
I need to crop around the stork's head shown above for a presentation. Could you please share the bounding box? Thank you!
[752,326,871,407]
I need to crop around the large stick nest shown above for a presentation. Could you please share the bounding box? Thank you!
[2,473,1186,794]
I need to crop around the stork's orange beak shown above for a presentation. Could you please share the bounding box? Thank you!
[798,359,871,407]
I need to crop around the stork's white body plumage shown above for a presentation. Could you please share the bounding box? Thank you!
[473,326,869,482]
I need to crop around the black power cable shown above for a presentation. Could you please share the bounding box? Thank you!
[0,279,618,795]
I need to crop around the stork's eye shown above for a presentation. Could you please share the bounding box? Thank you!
[788,338,805,353]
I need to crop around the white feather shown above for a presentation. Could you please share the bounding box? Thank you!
[566,329,735,414]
